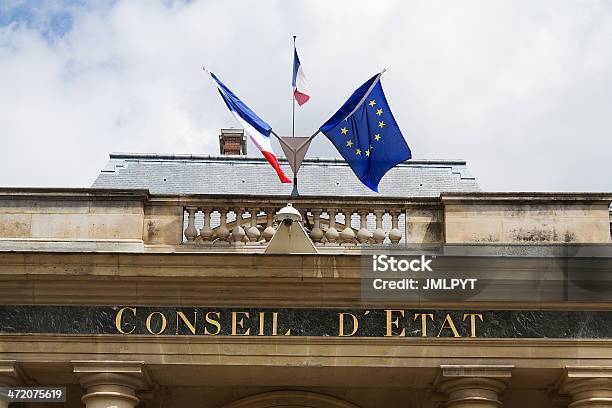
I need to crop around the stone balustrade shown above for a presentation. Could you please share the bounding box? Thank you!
[180,197,433,247]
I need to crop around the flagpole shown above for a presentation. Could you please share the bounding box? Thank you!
[292,35,296,139]
[291,35,299,197]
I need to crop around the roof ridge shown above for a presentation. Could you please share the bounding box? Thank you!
[108,152,469,166]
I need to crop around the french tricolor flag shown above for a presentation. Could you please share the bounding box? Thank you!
[209,71,291,184]
[292,46,310,106]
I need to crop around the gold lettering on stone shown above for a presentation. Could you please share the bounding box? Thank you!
[437,314,460,338]
[231,311,251,336]
[385,309,406,337]
[258,312,265,336]
[272,312,291,336]
[204,312,221,335]
[338,312,359,337]
[109,307,487,338]
[413,313,434,337]
[176,311,197,335]
[115,306,136,334]
[463,313,483,338]
[145,311,167,335]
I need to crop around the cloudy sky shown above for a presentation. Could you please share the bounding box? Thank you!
[0,0,610,191]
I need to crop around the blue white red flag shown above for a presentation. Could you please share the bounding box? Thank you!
[208,71,291,184]
[292,46,310,106]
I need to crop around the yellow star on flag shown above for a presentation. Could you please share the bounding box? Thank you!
[368,100,376,107]
[374,134,381,141]
[340,127,348,135]
[356,148,362,155]
[378,121,385,128]
[346,140,353,147]
[376,108,383,116]
[365,149,370,157]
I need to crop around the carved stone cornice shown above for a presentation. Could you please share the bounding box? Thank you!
[0,360,25,387]
[435,365,513,407]
[547,386,572,408]
[439,365,514,379]
[557,366,612,408]
[72,360,151,406]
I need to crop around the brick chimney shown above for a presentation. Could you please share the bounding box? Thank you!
[219,128,247,155]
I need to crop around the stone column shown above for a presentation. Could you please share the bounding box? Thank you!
[0,361,24,408]
[435,365,513,408]
[558,367,612,408]
[548,387,572,408]
[73,361,150,408]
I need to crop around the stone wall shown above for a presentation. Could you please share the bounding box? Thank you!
[442,193,612,244]
[0,189,147,251]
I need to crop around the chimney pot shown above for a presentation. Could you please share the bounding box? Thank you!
[219,128,247,155]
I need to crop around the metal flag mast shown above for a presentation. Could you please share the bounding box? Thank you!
[272,36,320,197]
[291,35,298,196]
[292,35,296,139]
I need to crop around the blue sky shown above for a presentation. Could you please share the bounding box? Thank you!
[0,1,92,40]
[1,1,611,191]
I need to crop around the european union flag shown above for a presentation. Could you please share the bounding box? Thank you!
[320,72,412,192]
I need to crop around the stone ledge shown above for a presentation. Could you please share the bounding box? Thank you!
[441,192,612,204]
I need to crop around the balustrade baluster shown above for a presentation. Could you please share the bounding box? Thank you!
[247,208,261,242]
[200,207,214,243]
[184,207,198,242]
[310,209,324,243]
[262,208,276,241]
[340,209,356,245]
[325,209,339,245]
[232,208,246,244]
[357,210,370,244]
[373,209,386,244]
[389,209,402,244]
[217,208,230,243]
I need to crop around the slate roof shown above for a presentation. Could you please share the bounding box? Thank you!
[92,153,480,197]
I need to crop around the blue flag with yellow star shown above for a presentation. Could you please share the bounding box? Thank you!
[320,72,412,192]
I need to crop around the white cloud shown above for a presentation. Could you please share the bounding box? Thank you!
[0,0,611,191]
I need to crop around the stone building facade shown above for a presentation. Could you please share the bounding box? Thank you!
[1,134,611,408]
